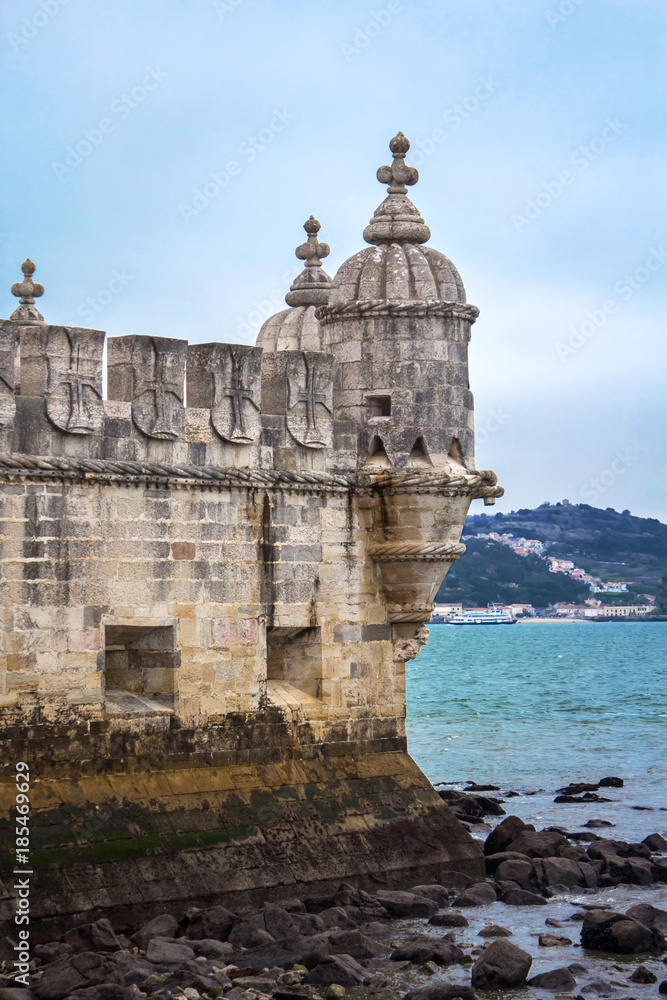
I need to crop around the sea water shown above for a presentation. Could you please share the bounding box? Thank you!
[406,621,667,842]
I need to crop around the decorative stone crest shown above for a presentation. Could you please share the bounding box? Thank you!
[46,327,104,434]
[286,351,333,449]
[132,337,185,440]
[363,133,431,246]
[10,259,45,325]
[393,624,430,662]
[0,323,17,427]
[285,217,333,308]
[211,345,262,444]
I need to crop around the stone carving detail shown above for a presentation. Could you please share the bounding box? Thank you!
[10,259,45,325]
[132,338,185,440]
[368,541,466,563]
[286,351,333,449]
[393,624,430,662]
[0,323,16,427]
[211,345,262,444]
[46,327,104,434]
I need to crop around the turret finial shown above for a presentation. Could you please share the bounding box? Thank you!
[364,134,431,246]
[285,217,333,307]
[10,259,45,324]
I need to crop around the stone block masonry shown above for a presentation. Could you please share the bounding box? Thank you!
[0,135,502,932]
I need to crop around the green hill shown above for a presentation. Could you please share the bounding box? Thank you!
[437,502,667,608]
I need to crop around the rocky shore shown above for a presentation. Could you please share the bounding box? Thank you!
[2,779,667,1000]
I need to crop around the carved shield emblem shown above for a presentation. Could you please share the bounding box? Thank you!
[0,322,17,428]
[132,337,185,440]
[286,351,333,449]
[46,327,104,434]
[211,345,262,444]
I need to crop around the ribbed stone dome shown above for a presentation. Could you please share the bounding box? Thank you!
[329,242,466,306]
[257,304,324,353]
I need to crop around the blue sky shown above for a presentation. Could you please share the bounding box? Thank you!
[1,0,665,517]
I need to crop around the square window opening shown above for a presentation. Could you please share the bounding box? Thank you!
[104,624,178,715]
[266,626,322,699]
[366,395,391,417]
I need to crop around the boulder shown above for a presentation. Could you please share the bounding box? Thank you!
[583,818,615,828]
[626,903,667,933]
[0,992,37,1000]
[63,921,122,954]
[588,838,651,860]
[391,935,463,966]
[358,920,395,939]
[484,851,530,875]
[644,833,667,852]
[654,858,667,881]
[452,882,496,907]
[65,989,135,1000]
[527,967,577,990]
[374,891,437,918]
[227,921,275,949]
[598,775,623,787]
[295,934,334,970]
[478,925,512,938]
[144,936,195,966]
[131,914,179,951]
[428,913,469,928]
[556,782,600,794]
[502,888,547,906]
[403,986,477,1000]
[190,938,233,960]
[505,830,569,858]
[34,953,125,1000]
[581,908,666,954]
[318,907,358,930]
[629,965,658,983]
[471,939,532,989]
[304,954,373,986]
[484,815,533,856]
[111,953,161,987]
[34,943,74,964]
[325,930,386,960]
[183,905,237,941]
[437,789,485,823]
[408,885,450,907]
[660,981,667,995]
[539,934,573,946]
[494,859,532,890]
[532,856,597,890]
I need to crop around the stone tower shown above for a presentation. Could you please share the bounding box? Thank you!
[0,135,502,935]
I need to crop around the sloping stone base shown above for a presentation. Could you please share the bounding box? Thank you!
[0,752,483,937]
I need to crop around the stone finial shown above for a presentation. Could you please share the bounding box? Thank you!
[10,259,45,325]
[285,217,333,307]
[364,134,431,247]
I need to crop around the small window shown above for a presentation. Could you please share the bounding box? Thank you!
[104,624,178,714]
[366,395,391,417]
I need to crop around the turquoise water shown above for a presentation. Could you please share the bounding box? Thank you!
[406,621,667,839]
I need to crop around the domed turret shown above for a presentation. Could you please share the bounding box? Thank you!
[257,217,332,353]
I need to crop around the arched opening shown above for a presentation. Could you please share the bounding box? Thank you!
[448,437,465,464]
[364,435,391,467]
[409,435,432,466]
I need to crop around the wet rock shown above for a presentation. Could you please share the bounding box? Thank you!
[539,934,573,946]
[403,985,477,1000]
[478,925,512,938]
[502,888,547,906]
[588,838,651,860]
[484,815,534,856]
[506,830,569,858]
[494,859,532,890]
[579,978,618,995]
[437,790,485,823]
[131,914,179,951]
[62,921,122,954]
[533,856,598,890]
[584,819,615,828]
[428,913,469,928]
[34,952,125,1000]
[145,937,195,966]
[190,939,233,960]
[581,909,666,954]
[569,962,589,974]
[471,938,532,989]
[599,776,623,787]
[304,955,373,987]
[484,851,530,875]
[527,966,577,990]
[34,943,75,964]
[232,976,278,992]
[325,985,346,1000]
[325,930,386,960]
[556,783,600,795]
[0,991,36,1000]
[452,882,496,907]
[555,793,611,803]
[660,981,667,995]
[644,833,667,852]
[227,921,275,949]
[391,935,463,966]
[653,858,667,882]
[629,965,658,983]
[408,885,450,907]
[184,906,237,942]
[357,920,394,939]
[297,935,335,969]
[374,891,437,918]
[626,903,667,933]
[545,918,565,927]
[317,907,358,931]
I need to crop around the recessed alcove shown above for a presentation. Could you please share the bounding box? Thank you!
[266,625,322,700]
[448,437,465,463]
[104,623,178,714]
[366,394,392,417]
[409,435,432,466]
[364,435,391,467]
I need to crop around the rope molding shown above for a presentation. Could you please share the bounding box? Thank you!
[315,300,480,324]
[368,541,466,563]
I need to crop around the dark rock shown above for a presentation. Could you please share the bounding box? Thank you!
[279,898,307,912]
[539,934,573,946]
[233,942,300,970]
[408,885,450,907]
[34,944,75,965]
[465,782,500,791]
[555,793,611,803]
[527,967,577,990]
[62,921,122,955]
[437,789,485,823]
[183,905,237,941]
[294,935,334,970]
[190,938,233,960]
[556,783,600,795]
[654,858,667,882]
[588,838,651,861]
[34,953,125,1000]
[545,917,565,927]
[358,920,395,939]
[131,914,179,951]
[471,938,532,989]
[584,819,615,828]
[428,913,469,928]
[374,891,437,918]
[506,830,569,858]
[452,882,496,907]
[484,851,530,875]
[473,795,506,816]
[484,815,534,856]
[65,989,134,1000]
[304,955,373,986]
[318,906,357,930]
[626,904,667,933]
[111,952,161,987]
[629,965,658,983]
[579,979,618,995]
[494,859,532,890]
[502,888,548,906]
[645,833,667,852]
[227,921,275,949]
[403,985,477,1000]
[660,981,667,994]
[532,856,598,890]
[569,962,589,973]
[144,937,195,966]
[599,776,623,787]
[0,991,36,1000]
[581,909,666,954]
[493,879,521,894]
[325,930,386,960]
[391,935,463,966]
[478,925,512,938]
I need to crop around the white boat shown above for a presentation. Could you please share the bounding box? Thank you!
[447,608,517,625]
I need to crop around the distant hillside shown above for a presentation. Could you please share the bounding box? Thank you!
[437,503,667,608]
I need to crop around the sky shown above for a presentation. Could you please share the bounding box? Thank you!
[1,0,665,518]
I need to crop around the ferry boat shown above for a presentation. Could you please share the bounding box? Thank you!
[447,608,517,625]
